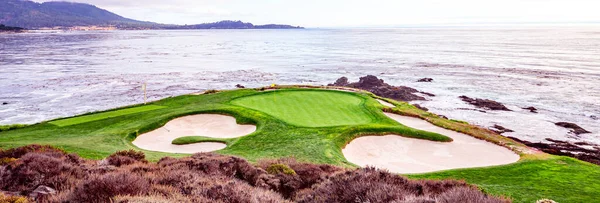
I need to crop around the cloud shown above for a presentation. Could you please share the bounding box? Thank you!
[30,0,600,27]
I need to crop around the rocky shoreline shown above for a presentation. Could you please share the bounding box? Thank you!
[328,75,598,166]
[328,75,435,102]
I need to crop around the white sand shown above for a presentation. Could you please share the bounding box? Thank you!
[343,112,519,174]
[377,99,395,107]
[133,114,256,154]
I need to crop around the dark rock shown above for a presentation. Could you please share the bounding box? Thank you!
[459,95,511,111]
[413,104,429,111]
[457,108,487,113]
[522,106,538,113]
[438,115,448,119]
[507,136,600,166]
[235,84,245,88]
[555,122,591,135]
[489,124,514,134]
[328,77,350,86]
[419,92,436,97]
[1,102,7,105]
[330,75,433,102]
[591,115,598,120]
[417,78,433,82]
[29,185,56,200]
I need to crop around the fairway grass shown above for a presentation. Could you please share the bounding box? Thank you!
[1,87,599,202]
[230,90,376,127]
[49,105,166,127]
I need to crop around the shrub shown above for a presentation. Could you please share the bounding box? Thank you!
[0,194,29,203]
[68,172,150,203]
[110,149,146,162]
[266,164,297,175]
[1,153,86,191]
[0,145,65,159]
[0,157,17,165]
[295,167,507,203]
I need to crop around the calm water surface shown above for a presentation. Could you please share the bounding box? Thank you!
[1,27,599,145]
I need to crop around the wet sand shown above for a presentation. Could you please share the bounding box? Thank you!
[133,114,256,153]
[343,112,519,174]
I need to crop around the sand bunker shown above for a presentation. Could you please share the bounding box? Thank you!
[343,113,519,174]
[377,99,395,107]
[133,114,256,153]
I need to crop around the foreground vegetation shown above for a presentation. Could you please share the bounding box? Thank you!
[0,145,507,202]
[1,87,599,202]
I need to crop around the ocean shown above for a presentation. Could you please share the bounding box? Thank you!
[1,27,599,145]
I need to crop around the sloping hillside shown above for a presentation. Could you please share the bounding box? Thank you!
[0,0,156,28]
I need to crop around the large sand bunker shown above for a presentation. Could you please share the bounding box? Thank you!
[343,112,519,174]
[133,114,256,153]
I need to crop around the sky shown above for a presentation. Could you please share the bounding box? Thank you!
[33,0,600,27]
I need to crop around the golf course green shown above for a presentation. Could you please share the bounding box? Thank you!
[1,87,599,202]
[231,90,376,127]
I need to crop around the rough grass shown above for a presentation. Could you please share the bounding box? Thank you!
[171,136,230,145]
[230,90,376,127]
[48,105,166,127]
[409,156,600,203]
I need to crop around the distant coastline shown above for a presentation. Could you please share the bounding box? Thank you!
[0,0,303,30]
[0,24,25,33]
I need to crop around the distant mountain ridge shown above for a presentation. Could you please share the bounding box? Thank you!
[0,0,303,29]
[0,0,157,29]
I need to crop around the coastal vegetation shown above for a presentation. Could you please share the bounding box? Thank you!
[0,87,598,202]
[0,145,507,202]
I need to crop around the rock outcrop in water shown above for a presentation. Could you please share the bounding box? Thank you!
[555,122,591,135]
[489,124,514,134]
[522,106,538,113]
[328,75,434,102]
[459,96,511,111]
[417,78,433,82]
[508,137,600,166]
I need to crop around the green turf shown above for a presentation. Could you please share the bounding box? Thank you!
[409,157,600,203]
[172,136,230,145]
[1,87,598,202]
[230,90,375,127]
[49,105,166,127]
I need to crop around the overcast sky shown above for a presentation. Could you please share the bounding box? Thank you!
[33,0,600,27]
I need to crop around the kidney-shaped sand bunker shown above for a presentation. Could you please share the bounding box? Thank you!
[343,112,519,174]
[133,114,256,154]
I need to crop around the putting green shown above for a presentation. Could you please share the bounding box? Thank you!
[230,90,375,127]
[49,105,166,127]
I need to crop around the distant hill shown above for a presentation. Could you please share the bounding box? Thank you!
[0,0,158,29]
[0,0,303,30]
[171,20,303,29]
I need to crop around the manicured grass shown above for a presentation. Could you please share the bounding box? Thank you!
[49,105,166,127]
[171,136,230,145]
[230,90,376,127]
[409,156,600,203]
